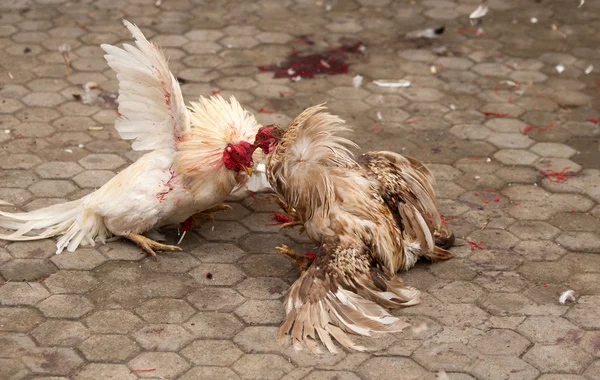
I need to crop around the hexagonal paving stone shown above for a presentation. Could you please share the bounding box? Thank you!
[524,343,594,373]
[428,281,484,304]
[235,299,285,324]
[0,358,29,380]
[470,329,531,356]
[180,367,241,380]
[32,320,90,346]
[78,153,126,170]
[358,357,429,380]
[135,298,195,323]
[197,221,249,241]
[0,258,57,281]
[35,161,83,179]
[79,334,140,362]
[50,248,107,270]
[493,149,539,165]
[233,326,280,353]
[236,277,289,299]
[44,270,98,294]
[0,307,44,333]
[188,263,246,286]
[37,294,93,318]
[232,354,294,380]
[127,352,190,378]
[0,282,49,306]
[183,312,244,339]
[21,347,84,376]
[192,242,246,263]
[0,332,37,357]
[471,356,539,380]
[187,287,246,312]
[74,363,137,380]
[133,324,193,351]
[85,309,142,334]
[181,339,243,366]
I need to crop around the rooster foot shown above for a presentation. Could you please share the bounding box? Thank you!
[192,204,233,224]
[275,244,313,273]
[272,195,297,218]
[280,221,305,233]
[125,232,182,257]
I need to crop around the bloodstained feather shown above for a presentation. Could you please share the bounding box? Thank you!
[540,167,573,182]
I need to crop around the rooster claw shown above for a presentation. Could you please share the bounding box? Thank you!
[275,244,312,273]
[125,232,182,257]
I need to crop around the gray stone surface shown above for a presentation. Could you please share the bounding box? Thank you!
[0,1,599,379]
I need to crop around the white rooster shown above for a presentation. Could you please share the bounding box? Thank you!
[0,20,260,256]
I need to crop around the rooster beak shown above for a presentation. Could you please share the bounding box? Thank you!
[242,166,253,176]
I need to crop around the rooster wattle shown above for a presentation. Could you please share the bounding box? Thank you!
[0,20,260,256]
[254,105,453,353]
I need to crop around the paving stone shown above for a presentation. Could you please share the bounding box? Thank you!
[181,339,243,366]
[233,326,280,353]
[21,347,83,376]
[50,248,107,270]
[471,356,539,380]
[513,240,566,261]
[187,287,246,312]
[37,294,93,318]
[0,306,43,332]
[180,367,242,380]
[428,281,484,304]
[493,149,539,165]
[85,309,142,334]
[0,282,49,306]
[183,312,244,339]
[236,277,289,299]
[133,324,193,351]
[0,331,36,357]
[43,270,97,294]
[0,258,57,281]
[135,298,195,324]
[78,153,125,170]
[0,358,30,380]
[74,363,137,380]
[188,263,246,286]
[127,352,190,378]
[79,334,140,362]
[232,354,294,380]
[235,299,285,324]
[524,343,594,373]
[32,320,89,346]
[358,357,429,380]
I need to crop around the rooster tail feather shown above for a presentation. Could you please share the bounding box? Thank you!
[279,265,419,353]
[0,198,110,254]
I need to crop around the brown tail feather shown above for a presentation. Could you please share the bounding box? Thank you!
[279,267,420,353]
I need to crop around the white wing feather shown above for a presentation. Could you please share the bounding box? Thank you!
[101,20,189,152]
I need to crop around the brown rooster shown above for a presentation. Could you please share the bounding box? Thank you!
[253,105,453,353]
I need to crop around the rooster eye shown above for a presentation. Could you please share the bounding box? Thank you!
[261,133,266,139]
[235,152,239,156]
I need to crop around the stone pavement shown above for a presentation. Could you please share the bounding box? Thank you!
[1,0,600,379]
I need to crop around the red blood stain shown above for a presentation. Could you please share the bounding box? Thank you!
[266,212,294,226]
[590,117,598,123]
[468,240,486,251]
[481,111,508,117]
[259,41,364,80]
[259,107,273,114]
[456,28,487,37]
[540,167,573,182]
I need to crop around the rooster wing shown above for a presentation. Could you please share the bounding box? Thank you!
[101,20,189,152]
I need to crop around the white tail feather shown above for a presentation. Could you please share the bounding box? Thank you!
[0,199,110,254]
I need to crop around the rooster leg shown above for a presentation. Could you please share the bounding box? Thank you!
[272,195,296,216]
[191,204,232,224]
[275,244,313,273]
[272,195,304,232]
[125,232,182,257]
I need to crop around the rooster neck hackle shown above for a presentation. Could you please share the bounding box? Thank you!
[175,95,260,199]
